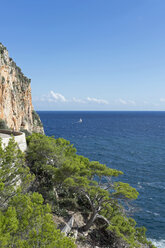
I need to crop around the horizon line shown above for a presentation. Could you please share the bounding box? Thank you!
[36,110,165,112]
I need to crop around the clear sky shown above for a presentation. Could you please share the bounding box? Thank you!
[1,0,165,110]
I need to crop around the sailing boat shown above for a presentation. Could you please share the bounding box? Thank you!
[79,118,82,123]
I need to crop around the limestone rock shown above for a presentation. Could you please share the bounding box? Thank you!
[0,43,44,134]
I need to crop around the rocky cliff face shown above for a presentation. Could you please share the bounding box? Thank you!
[0,43,44,134]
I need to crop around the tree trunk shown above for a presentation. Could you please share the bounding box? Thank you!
[82,211,97,232]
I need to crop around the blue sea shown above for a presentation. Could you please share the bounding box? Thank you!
[38,111,165,248]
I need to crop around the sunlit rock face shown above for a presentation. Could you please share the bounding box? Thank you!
[0,43,44,134]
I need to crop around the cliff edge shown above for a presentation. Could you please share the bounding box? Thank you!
[0,43,44,134]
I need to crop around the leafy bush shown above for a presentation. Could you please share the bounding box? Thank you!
[1,76,5,84]
[20,128,31,137]
[0,119,8,129]
[0,193,76,248]
[0,132,153,248]
[0,137,76,248]
[0,137,34,209]
[0,45,5,55]
[32,110,43,127]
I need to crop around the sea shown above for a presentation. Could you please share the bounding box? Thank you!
[38,111,165,248]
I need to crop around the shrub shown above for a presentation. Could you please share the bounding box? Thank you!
[1,77,5,84]
[32,110,43,127]
[20,128,31,137]
[0,119,8,130]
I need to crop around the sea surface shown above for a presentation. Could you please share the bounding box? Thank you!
[38,111,165,248]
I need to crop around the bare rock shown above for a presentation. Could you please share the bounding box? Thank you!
[0,43,44,134]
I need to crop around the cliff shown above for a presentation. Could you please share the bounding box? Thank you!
[0,43,44,134]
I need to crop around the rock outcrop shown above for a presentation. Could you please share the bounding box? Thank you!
[0,43,44,134]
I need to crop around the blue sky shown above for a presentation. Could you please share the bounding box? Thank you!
[1,0,165,110]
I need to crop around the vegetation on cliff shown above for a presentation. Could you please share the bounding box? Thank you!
[0,42,44,134]
[0,134,156,248]
[0,119,9,130]
[0,43,30,85]
[0,137,75,248]
[32,110,44,128]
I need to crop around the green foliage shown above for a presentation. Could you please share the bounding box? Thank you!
[0,47,4,55]
[10,59,30,86]
[108,217,157,248]
[20,128,31,137]
[135,226,147,244]
[64,160,138,232]
[0,193,76,248]
[26,133,77,197]
[135,227,156,248]
[26,133,64,196]
[0,44,6,55]
[113,182,139,199]
[26,133,155,247]
[0,137,34,209]
[0,119,8,129]
[0,136,76,247]
[32,110,43,127]
[27,133,61,168]
[0,44,7,64]
[107,215,138,248]
[1,76,5,84]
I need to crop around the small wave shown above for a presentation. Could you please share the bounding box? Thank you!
[153,212,160,216]
[146,210,160,216]
[145,182,165,190]
[148,239,165,248]
[146,210,152,214]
